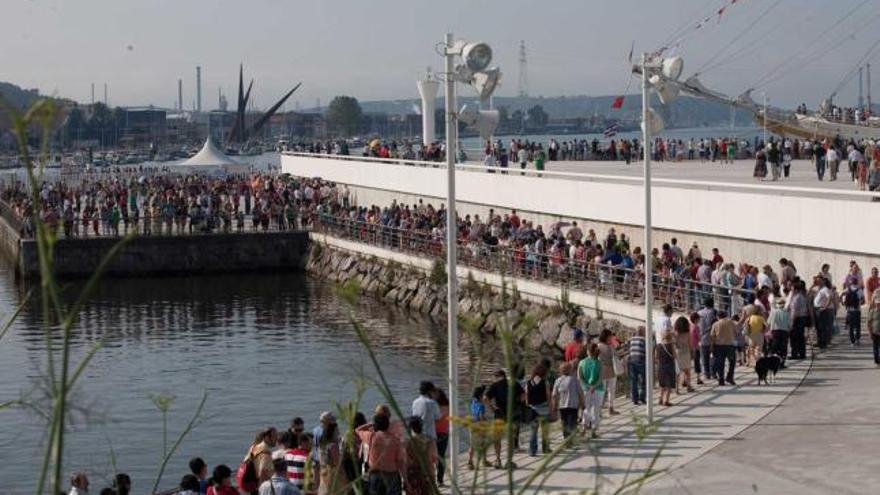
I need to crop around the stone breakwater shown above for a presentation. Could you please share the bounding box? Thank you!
[306,242,634,357]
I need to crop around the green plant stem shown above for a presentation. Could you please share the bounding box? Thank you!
[150,392,208,494]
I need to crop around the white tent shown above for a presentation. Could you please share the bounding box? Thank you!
[181,137,240,168]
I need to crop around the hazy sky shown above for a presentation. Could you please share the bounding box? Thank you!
[4,0,878,110]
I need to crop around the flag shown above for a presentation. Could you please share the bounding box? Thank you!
[627,41,634,64]
[603,122,620,138]
[611,96,625,109]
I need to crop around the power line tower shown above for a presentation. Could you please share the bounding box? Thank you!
[518,40,529,98]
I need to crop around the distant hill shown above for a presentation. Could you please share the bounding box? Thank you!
[313,94,756,129]
[0,81,48,108]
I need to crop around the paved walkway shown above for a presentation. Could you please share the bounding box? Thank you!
[454,349,813,493]
[455,336,878,494]
[646,338,880,495]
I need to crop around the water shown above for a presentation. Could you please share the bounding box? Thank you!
[0,259,454,494]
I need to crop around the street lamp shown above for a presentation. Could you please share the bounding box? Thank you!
[440,32,499,491]
[635,53,680,424]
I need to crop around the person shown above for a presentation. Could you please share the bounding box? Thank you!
[673,315,694,393]
[404,416,438,495]
[866,267,880,305]
[433,388,450,486]
[318,421,344,495]
[534,145,546,177]
[69,472,90,495]
[826,146,840,181]
[753,148,767,180]
[578,344,603,438]
[868,290,880,365]
[485,369,524,468]
[746,307,767,366]
[206,465,239,495]
[366,413,405,495]
[842,283,864,346]
[688,312,704,385]
[564,328,585,363]
[525,363,551,456]
[113,474,131,495]
[551,361,583,440]
[628,326,647,404]
[259,459,301,495]
[788,280,811,360]
[710,311,737,386]
[814,278,835,350]
[246,427,278,489]
[178,474,201,495]
[283,433,311,490]
[767,298,791,367]
[656,316,677,407]
[697,297,717,382]
[596,329,619,415]
[189,457,208,494]
[517,146,528,175]
[312,411,336,491]
[411,381,441,453]
[466,385,490,469]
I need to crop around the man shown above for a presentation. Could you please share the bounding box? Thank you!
[787,280,811,360]
[697,297,718,381]
[814,279,835,350]
[485,369,524,469]
[669,238,684,265]
[826,146,840,181]
[710,311,737,386]
[564,328,585,363]
[866,267,880,306]
[517,147,528,175]
[654,304,674,346]
[283,433,311,490]
[259,459,301,495]
[868,290,880,365]
[779,258,797,290]
[411,381,441,442]
[188,457,208,494]
[628,326,647,405]
[69,472,90,495]
[767,298,791,367]
[312,411,336,491]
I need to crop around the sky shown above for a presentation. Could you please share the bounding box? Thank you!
[3,0,878,111]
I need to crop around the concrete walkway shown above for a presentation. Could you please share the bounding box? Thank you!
[456,352,814,494]
[646,338,880,495]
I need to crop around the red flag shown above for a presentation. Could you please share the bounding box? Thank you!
[611,96,625,109]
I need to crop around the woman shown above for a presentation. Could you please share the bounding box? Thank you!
[551,361,583,440]
[747,307,767,366]
[319,422,345,495]
[467,385,491,469]
[753,148,768,180]
[578,344,604,438]
[433,388,450,486]
[868,290,880,365]
[404,417,438,495]
[206,465,238,495]
[177,475,200,495]
[689,312,704,385]
[596,330,619,415]
[245,427,277,491]
[656,322,677,407]
[525,363,551,456]
[674,316,694,393]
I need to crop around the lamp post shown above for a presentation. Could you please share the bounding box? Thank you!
[762,91,768,148]
[641,52,654,424]
[440,32,498,491]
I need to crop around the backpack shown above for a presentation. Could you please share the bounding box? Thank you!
[236,450,258,493]
[844,287,862,310]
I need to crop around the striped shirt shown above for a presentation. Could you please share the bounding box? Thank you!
[283,448,308,488]
[629,336,646,363]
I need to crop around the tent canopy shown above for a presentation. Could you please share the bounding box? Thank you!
[181,137,240,167]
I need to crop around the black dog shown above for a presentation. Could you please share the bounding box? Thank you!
[755,355,782,385]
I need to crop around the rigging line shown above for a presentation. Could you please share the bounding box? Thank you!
[828,36,880,98]
[756,10,880,90]
[695,0,785,74]
[751,0,871,89]
[659,1,723,48]
[659,0,743,52]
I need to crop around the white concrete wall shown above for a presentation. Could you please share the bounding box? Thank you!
[286,154,880,281]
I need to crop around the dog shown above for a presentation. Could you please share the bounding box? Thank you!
[754,355,782,385]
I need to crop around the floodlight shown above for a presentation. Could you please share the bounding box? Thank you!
[471,68,501,101]
[661,56,684,80]
[462,42,493,72]
[458,105,500,141]
[649,75,679,105]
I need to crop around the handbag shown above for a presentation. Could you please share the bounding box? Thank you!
[236,449,258,494]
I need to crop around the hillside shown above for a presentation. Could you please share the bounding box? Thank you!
[0,81,50,108]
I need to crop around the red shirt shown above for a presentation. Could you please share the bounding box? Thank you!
[564,341,583,362]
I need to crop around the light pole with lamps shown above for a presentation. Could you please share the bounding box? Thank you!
[440,32,499,491]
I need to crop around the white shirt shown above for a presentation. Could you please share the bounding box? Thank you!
[814,287,832,310]
[411,395,441,440]
[826,148,839,162]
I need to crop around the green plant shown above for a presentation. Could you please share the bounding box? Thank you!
[149,392,208,494]
[429,259,448,286]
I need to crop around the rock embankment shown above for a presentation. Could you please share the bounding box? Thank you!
[307,242,635,357]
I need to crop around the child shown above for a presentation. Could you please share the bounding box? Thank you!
[467,385,489,470]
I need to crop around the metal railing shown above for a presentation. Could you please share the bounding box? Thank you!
[311,215,755,315]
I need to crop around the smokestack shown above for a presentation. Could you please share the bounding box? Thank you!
[91,83,95,105]
[104,83,108,106]
[178,78,183,111]
[196,66,202,112]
